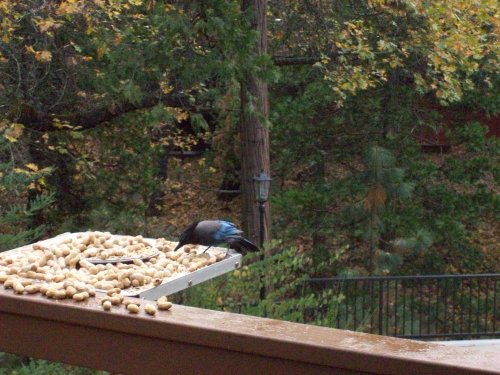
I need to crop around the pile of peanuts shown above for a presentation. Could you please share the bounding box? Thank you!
[100,287,172,315]
[0,232,226,312]
[80,232,158,262]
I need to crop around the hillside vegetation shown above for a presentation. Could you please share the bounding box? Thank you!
[1,0,498,320]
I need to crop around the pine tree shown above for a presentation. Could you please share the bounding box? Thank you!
[0,134,54,251]
[360,146,416,274]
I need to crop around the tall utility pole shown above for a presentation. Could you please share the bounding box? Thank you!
[240,0,271,246]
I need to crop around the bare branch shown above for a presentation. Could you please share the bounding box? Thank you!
[16,94,208,132]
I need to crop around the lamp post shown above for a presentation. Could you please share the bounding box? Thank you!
[253,172,272,247]
[253,172,271,309]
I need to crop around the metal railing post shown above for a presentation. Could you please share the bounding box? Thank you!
[303,274,500,340]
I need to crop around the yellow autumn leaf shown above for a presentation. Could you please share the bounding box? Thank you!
[3,123,24,142]
[274,30,284,40]
[113,33,123,45]
[96,45,108,59]
[175,111,189,122]
[25,45,36,54]
[57,1,79,16]
[35,50,52,62]
[36,17,57,33]
[160,81,174,94]
[25,163,39,171]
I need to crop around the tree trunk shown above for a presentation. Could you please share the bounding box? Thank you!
[146,146,169,217]
[240,0,271,246]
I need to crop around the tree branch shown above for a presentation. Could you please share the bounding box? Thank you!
[272,55,322,66]
[16,94,204,132]
[272,50,391,66]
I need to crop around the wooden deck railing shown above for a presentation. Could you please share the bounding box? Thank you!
[0,289,498,375]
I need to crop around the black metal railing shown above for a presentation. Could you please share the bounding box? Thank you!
[301,274,500,340]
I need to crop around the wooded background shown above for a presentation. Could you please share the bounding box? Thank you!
[1,0,499,318]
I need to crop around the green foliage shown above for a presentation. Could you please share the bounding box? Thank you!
[0,353,105,375]
[357,146,418,274]
[0,194,55,251]
[451,122,491,152]
[272,76,498,275]
[393,229,433,255]
[181,241,346,324]
[0,132,54,251]
[0,0,498,337]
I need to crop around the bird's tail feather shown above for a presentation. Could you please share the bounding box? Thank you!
[241,238,259,252]
[229,237,259,254]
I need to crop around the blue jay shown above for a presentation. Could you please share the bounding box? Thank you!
[174,220,259,254]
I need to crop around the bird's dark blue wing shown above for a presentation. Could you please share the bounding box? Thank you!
[214,220,243,241]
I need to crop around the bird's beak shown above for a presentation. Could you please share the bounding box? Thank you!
[173,243,182,252]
